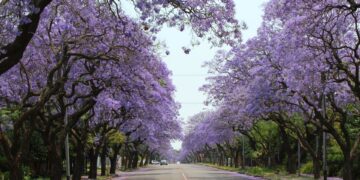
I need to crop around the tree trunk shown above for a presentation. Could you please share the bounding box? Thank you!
[84,156,88,175]
[121,155,126,170]
[197,153,201,163]
[279,125,297,174]
[219,153,223,166]
[109,156,117,174]
[49,143,63,180]
[287,153,297,173]
[342,156,353,180]
[132,151,139,169]
[100,145,107,176]
[9,162,23,180]
[109,144,121,174]
[234,149,240,168]
[88,148,99,179]
[144,154,150,166]
[139,155,144,167]
[312,157,321,179]
[228,148,234,167]
[73,143,85,180]
[128,153,133,168]
[216,144,224,166]
[127,153,133,169]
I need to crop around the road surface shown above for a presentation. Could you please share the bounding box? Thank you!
[116,164,262,180]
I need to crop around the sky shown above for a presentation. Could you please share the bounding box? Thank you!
[159,0,268,150]
[122,0,268,150]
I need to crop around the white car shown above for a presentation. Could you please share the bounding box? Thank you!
[151,160,160,165]
[160,160,168,165]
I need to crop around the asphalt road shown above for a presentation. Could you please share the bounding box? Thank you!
[116,164,263,180]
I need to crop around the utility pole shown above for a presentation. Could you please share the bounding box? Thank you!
[297,140,301,176]
[322,93,327,180]
[60,42,71,180]
[316,135,319,160]
[242,135,245,168]
[64,105,71,180]
[321,72,327,180]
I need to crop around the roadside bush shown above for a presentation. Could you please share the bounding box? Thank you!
[247,167,265,176]
[300,161,313,174]
[328,139,343,177]
[238,166,272,176]
[0,171,10,180]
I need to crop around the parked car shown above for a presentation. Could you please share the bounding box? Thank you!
[160,160,168,165]
[151,160,160,165]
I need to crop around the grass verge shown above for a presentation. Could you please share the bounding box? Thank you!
[198,163,313,180]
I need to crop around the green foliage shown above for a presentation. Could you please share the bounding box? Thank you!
[327,139,343,163]
[251,150,261,159]
[0,155,7,170]
[241,166,269,176]
[249,120,280,162]
[87,134,95,146]
[0,171,10,180]
[0,107,21,120]
[22,166,31,177]
[300,161,313,174]
[199,163,240,172]
[254,120,278,132]
[158,79,167,87]
[327,138,343,177]
[291,114,306,129]
[202,163,313,179]
[108,130,125,145]
[29,132,48,162]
